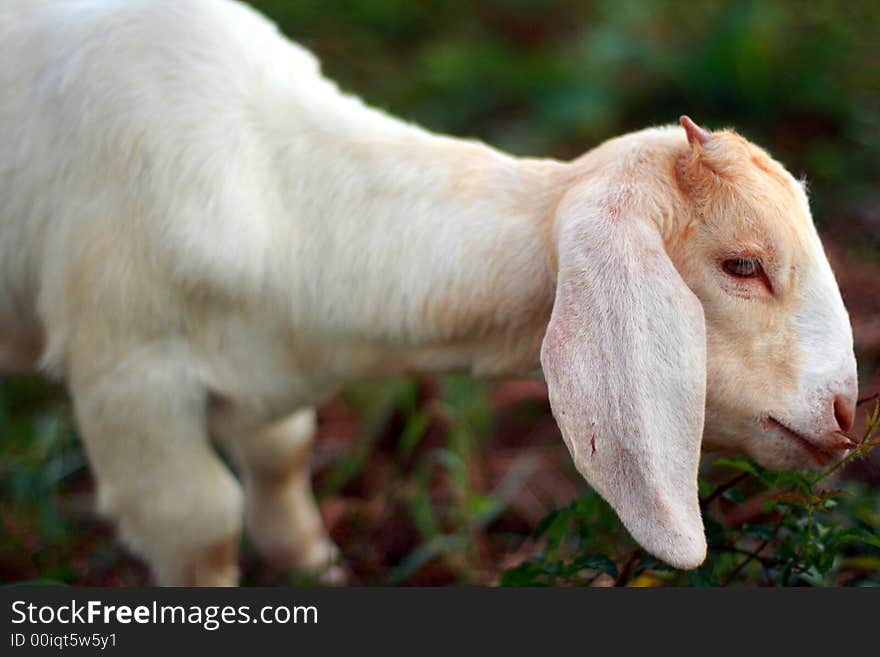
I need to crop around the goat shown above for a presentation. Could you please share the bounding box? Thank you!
[0,0,858,585]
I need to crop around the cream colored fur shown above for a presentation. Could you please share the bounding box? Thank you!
[0,0,858,583]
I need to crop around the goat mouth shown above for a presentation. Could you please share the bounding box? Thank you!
[764,416,833,466]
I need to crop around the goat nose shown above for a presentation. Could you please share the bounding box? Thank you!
[833,393,855,433]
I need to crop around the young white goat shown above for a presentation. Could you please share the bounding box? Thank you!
[0,0,859,585]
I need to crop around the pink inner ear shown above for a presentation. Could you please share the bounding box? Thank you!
[680,115,711,146]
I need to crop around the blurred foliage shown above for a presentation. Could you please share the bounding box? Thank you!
[254,0,880,235]
[2,0,879,586]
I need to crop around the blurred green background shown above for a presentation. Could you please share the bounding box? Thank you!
[1,0,878,586]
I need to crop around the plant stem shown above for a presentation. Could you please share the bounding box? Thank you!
[857,393,878,407]
[614,548,643,587]
[700,472,750,509]
[720,540,770,586]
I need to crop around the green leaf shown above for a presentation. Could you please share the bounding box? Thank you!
[689,567,718,587]
[713,458,760,477]
[569,554,619,580]
[397,410,431,456]
[838,529,880,550]
[500,560,551,587]
[533,507,563,539]
[776,562,794,586]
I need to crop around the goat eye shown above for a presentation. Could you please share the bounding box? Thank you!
[722,257,761,278]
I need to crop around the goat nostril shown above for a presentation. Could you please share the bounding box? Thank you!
[833,395,855,433]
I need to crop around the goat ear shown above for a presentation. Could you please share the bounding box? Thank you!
[541,203,708,569]
[680,115,711,147]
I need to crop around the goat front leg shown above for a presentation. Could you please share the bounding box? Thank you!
[71,350,244,586]
[213,407,344,583]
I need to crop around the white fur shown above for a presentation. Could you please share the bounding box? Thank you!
[0,0,857,583]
